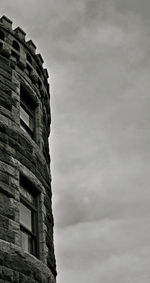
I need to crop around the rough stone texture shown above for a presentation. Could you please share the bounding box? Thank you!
[0,240,55,283]
[0,16,56,282]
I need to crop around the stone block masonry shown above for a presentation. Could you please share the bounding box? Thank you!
[0,15,56,282]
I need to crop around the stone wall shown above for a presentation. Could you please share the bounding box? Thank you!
[0,240,55,283]
[0,16,56,282]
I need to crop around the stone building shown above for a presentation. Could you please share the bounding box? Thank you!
[0,16,56,282]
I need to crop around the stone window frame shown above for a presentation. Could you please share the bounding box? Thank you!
[19,174,39,257]
[11,72,44,151]
[19,80,41,145]
[11,40,20,62]
[20,87,35,139]
[19,164,48,263]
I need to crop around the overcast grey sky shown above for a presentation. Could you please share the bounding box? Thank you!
[1,1,150,282]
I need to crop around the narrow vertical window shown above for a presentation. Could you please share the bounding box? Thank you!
[20,103,34,136]
[11,40,20,62]
[26,53,32,64]
[0,30,5,41]
[19,176,38,257]
[20,84,36,139]
[12,40,20,52]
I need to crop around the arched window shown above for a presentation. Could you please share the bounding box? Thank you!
[12,40,20,52]
[0,30,5,41]
[26,53,32,64]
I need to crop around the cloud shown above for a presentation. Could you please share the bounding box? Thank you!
[1,1,150,282]
[49,2,150,281]
[116,0,150,24]
[55,217,150,283]
[51,9,150,229]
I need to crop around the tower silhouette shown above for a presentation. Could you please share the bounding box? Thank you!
[0,16,56,282]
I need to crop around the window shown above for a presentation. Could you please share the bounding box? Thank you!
[0,30,5,41]
[19,176,38,256]
[12,40,20,52]
[20,84,35,139]
[20,103,34,136]
[11,40,20,62]
[26,53,32,64]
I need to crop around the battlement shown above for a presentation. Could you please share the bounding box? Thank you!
[0,15,12,29]
[0,15,49,97]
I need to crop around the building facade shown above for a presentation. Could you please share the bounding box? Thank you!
[0,16,56,282]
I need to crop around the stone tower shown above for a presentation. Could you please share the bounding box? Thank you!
[0,16,56,282]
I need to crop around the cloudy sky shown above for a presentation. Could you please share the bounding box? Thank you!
[1,0,150,282]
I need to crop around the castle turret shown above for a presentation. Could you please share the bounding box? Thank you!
[0,15,56,282]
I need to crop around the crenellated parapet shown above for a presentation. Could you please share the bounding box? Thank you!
[0,16,50,109]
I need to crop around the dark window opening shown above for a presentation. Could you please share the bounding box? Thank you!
[20,103,34,137]
[0,30,5,41]
[19,175,38,257]
[27,53,32,64]
[20,84,36,139]
[0,42,3,50]
[12,40,20,52]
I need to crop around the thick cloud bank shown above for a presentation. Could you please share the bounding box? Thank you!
[1,1,150,282]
